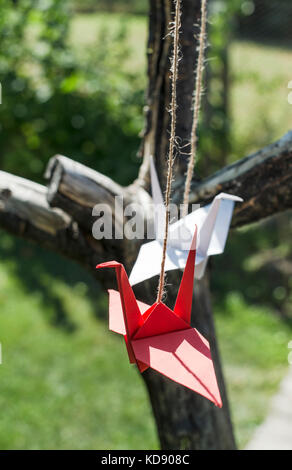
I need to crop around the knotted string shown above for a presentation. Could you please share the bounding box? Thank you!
[156,0,208,301]
[156,0,181,303]
[182,0,208,217]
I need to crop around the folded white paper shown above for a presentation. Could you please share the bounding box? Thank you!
[129,158,243,285]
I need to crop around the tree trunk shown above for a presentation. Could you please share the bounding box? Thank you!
[136,273,236,450]
[136,0,236,449]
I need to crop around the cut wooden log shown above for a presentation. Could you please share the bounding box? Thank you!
[45,154,153,240]
[0,171,71,235]
[0,171,103,270]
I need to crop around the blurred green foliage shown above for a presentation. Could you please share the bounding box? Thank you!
[0,0,143,184]
[199,0,243,174]
[212,214,292,323]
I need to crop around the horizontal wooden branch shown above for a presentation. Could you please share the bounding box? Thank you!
[0,171,104,270]
[185,131,292,227]
[46,131,292,236]
[1,130,291,279]
[0,172,72,234]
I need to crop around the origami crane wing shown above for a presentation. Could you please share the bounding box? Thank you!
[128,195,236,285]
[181,192,243,256]
[107,225,196,334]
[173,226,197,324]
[132,328,222,407]
[129,240,183,286]
[171,192,243,279]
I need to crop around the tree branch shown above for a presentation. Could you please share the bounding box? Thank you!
[0,171,104,270]
[1,129,291,268]
[46,131,292,240]
[1,129,291,289]
[177,131,292,227]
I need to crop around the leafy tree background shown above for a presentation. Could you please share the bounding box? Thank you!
[0,0,144,184]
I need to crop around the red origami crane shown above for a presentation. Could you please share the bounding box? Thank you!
[96,228,222,407]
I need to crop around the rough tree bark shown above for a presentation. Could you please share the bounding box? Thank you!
[0,0,292,450]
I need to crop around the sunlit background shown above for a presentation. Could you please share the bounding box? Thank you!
[0,0,291,449]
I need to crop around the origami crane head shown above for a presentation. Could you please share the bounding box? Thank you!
[97,228,222,407]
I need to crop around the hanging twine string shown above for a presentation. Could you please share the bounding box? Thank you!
[156,0,181,303]
[182,0,208,217]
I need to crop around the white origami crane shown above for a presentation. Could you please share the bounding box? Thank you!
[129,158,243,286]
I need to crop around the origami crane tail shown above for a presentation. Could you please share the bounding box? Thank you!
[96,261,143,339]
[198,198,221,258]
[132,328,222,407]
[174,226,197,325]
[198,193,243,258]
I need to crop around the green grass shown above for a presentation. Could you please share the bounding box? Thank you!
[230,40,292,159]
[0,235,158,450]
[0,234,291,449]
[215,292,291,448]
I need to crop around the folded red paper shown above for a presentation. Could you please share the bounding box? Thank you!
[96,227,222,407]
